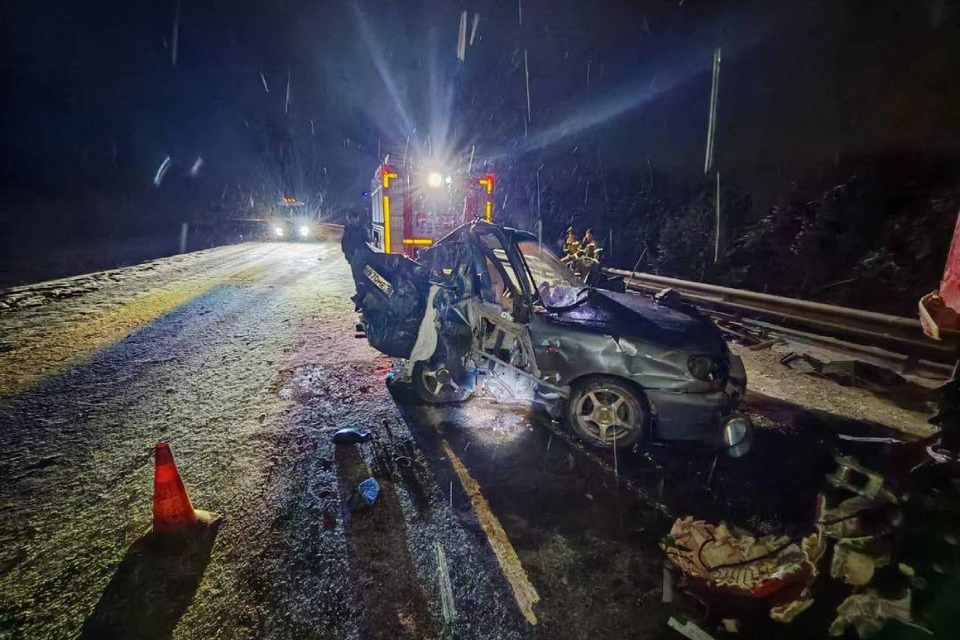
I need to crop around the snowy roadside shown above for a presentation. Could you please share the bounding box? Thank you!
[0,243,303,396]
[0,244,258,311]
[732,343,940,438]
[0,239,947,639]
[0,240,530,639]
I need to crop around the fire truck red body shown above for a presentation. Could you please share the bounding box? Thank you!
[370,160,495,256]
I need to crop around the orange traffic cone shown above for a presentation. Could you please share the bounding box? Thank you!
[152,442,200,533]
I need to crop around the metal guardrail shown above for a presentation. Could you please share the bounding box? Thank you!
[605,268,958,366]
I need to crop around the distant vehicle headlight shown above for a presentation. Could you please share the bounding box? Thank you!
[298,225,310,237]
[427,172,443,188]
[274,226,284,237]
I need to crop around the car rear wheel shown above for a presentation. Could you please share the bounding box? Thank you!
[412,360,471,404]
[568,376,647,449]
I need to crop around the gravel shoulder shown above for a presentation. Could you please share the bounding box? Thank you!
[733,343,939,438]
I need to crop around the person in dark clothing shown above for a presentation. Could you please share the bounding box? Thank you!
[341,211,368,262]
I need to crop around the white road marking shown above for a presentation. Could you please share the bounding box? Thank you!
[441,439,540,625]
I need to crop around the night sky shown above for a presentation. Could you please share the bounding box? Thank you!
[1,0,959,276]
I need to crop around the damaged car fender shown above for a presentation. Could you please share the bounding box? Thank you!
[344,220,751,452]
[528,292,747,446]
[346,244,430,359]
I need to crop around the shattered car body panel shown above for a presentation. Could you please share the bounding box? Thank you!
[660,516,823,605]
[345,220,749,450]
[347,250,428,358]
[529,302,747,442]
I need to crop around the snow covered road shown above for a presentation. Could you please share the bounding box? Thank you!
[1,242,350,636]
[1,241,944,640]
[0,242,528,639]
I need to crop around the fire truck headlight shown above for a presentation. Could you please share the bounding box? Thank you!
[427,172,443,188]
[274,226,284,237]
[298,225,310,238]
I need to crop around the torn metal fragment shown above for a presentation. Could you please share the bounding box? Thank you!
[828,589,920,638]
[435,541,457,625]
[668,617,716,640]
[770,590,814,623]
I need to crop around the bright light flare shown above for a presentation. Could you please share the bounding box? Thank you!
[456,402,530,446]
[427,172,443,188]
[274,226,284,237]
[298,225,310,238]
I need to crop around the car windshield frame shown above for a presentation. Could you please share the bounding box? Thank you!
[472,227,534,301]
[515,239,589,308]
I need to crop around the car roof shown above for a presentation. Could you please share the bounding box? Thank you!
[433,219,536,245]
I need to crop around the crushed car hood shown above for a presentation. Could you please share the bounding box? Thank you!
[543,289,727,353]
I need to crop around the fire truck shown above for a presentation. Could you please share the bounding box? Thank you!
[369,158,495,256]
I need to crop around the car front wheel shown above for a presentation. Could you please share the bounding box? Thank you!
[412,360,472,404]
[568,376,647,449]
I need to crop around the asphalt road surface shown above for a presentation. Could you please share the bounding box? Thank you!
[0,240,951,640]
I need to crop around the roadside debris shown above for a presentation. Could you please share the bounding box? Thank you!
[746,338,783,351]
[720,618,740,633]
[818,495,897,540]
[332,427,372,445]
[662,565,675,603]
[777,352,935,413]
[348,478,381,511]
[358,478,380,505]
[820,457,902,588]
[435,541,457,625]
[660,517,821,606]
[769,590,814,623]
[778,351,820,373]
[830,536,890,586]
[659,448,932,635]
[828,589,927,638]
[837,434,904,445]
[667,616,716,640]
[824,455,899,503]
[817,360,907,393]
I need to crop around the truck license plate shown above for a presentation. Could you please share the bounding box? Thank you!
[363,265,394,296]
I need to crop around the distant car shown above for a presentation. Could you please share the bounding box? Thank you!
[269,198,319,241]
[346,220,752,455]
[269,218,316,241]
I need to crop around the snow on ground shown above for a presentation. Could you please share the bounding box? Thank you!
[0,240,946,639]
[0,241,530,639]
[733,344,939,438]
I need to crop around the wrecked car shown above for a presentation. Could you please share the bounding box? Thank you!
[346,220,751,453]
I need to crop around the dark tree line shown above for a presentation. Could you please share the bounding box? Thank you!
[511,150,959,316]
